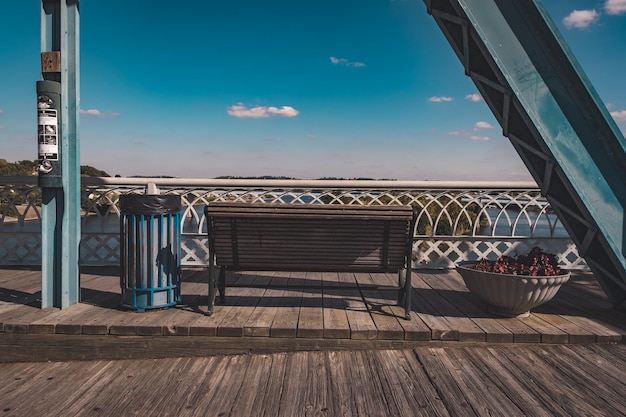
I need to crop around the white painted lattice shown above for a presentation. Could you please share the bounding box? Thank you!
[0,177,587,269]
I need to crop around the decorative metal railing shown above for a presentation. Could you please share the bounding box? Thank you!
[0,177,587,269]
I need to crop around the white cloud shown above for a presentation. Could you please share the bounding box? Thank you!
[605,0,626,15]
[306,134,317,139]
[611,110,626,121]
[473,121,495,130]
[465,94,482,102]
[563,10,600,29]
[227,103,299,118]
[80,108,121,118]
[470,135,492,141]
[448,131,462,135]
[329,56,366,67]
[428,96,454,103]
[0,109,4,114]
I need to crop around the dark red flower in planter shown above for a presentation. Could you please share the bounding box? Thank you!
[472,247,563,276]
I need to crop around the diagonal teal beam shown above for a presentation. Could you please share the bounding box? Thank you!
[423,0,626,308]
[40,0,80,309]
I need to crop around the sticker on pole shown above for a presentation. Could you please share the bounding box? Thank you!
[38,102,58,160]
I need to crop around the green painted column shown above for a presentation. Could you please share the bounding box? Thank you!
[39,0,80,309]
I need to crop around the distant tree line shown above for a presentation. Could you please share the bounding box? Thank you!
[0,159,110,177]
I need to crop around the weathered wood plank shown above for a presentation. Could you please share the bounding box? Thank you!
[338,272,378,340]
[493,317,541,343]
[0,345,625,416]
[531,312,596,343]
[502,346,622,416]
[411,272,459,341]
[466,346,563,416]
[270,272,304,338]
[296,271,325,338]
[365,272,430,340]
[414,347,481,416]
[216,272,264,337]
[441,347,528,416]
[359,272,406,340]
[242,271,282,337]
[321,272,351,339]
[534,345,626,415]
[521,314,570,344]
[422,270,513,343]
[382,349,451,416]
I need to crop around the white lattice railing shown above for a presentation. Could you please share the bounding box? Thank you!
[0,177,587,269]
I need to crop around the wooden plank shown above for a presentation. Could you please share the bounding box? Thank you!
[583,344,626,382]
[536,288,623,343]
[516,314,569,343]
[242,271,282,337]
[424,270,513,343]
[493,317,541,343]
[227,353,275,417]
[467,346,565,416]
[325,351,359,414]
[414,347,481,416]
[440,347,528,416]
[359,272,405,340]
[255,352,288,417]
[370,272,432,341]
[348,350,397,416]
[274,351,312,416]
[371,349,443,416]
[338,272,378,340]
[270,272,304,338]
[1,305,55,334]
[216,272,265,337]
[296,271,324,338]
[205,201,414,219]
[531,312,596,344]
[151,269,209,336]
[192,355,250,416]
[27,270,122,335]
[417,283,486,342]
[321,272,351,339]
[533,345,626,415]
[501,346,622,416]
[410,274,454,341]
[187,270,249,336]
[381,349,451,416]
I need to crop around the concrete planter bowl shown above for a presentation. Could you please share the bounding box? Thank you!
[456,262,571,318]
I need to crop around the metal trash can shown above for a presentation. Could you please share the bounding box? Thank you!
[119,194,182,311]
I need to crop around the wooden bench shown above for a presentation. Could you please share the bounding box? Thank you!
[204,202,417,319]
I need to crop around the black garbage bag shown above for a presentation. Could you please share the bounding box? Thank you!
[119,194,181,215]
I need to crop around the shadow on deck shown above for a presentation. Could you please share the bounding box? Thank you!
[0,266,624,363]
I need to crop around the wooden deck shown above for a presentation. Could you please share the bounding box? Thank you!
[1,267,625,416]
[0,344,624,416]
[1,267,624,363]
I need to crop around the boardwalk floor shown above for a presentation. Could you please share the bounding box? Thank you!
[0,267,625,362]
[0,344,624,416]
[1,267,625,416]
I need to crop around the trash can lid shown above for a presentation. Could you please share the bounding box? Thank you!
[120,195,182,215]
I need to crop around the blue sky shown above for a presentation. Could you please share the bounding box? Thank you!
[1,0,625,180]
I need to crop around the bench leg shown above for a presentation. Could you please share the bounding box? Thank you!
[398,269,412,320]
[207,265,217,316]
[218,266,226,303]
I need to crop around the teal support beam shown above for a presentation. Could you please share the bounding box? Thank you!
[424,0,626,308]
[39,0,80,309]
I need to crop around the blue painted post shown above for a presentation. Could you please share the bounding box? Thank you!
[39,0,80,309]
